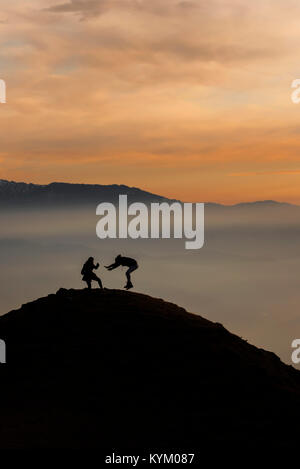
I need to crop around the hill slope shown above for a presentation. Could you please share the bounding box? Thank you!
[0,288,299,449]
[0,180,174,207]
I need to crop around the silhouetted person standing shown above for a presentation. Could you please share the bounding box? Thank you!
[105,255,138,290]
[81,257,103,290]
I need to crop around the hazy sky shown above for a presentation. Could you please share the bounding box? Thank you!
[1,0,300,203]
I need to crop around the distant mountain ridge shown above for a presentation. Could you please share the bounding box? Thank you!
[0,179,175,207]
[0,179,297,208]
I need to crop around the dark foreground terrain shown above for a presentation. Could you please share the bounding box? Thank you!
[0,288,299,449]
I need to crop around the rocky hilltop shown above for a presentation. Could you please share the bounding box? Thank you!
[0,288,299,449]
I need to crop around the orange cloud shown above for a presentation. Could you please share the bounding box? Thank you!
[1,1,300,203]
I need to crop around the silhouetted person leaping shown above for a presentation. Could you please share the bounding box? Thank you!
[105,255,138,290]
[81,257,103,290]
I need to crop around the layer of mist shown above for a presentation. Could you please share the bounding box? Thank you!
[1,203,300,368]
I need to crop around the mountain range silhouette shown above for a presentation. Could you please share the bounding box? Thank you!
[0,180,175,207]
[0,179,298,208]
[0,288,299,449]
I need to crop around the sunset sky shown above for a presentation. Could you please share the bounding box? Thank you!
[1,0,300,203]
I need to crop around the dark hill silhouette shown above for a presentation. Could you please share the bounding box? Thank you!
[0,288,299,449]
[1,179,299,210]
[0,179,176,208]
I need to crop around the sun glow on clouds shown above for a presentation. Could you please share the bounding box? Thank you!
[1,0,300,202]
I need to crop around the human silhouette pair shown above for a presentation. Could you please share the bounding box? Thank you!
[81,255,138,290]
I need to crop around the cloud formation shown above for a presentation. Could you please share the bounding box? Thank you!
[1,0,300,202]
[46,0,111,17]
[46,0,199,19]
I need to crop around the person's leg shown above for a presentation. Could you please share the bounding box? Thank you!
[125,267,133,285]
[86,279,91,289]
[91,272,103,289]
[97,277,103,289]
[125,265,138,288]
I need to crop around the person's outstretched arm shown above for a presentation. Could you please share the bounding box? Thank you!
[105,262,118,270]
